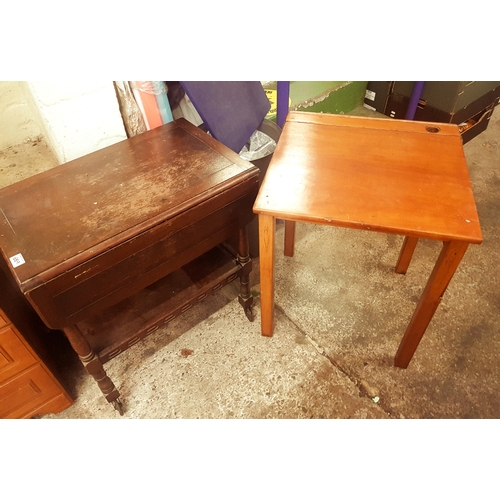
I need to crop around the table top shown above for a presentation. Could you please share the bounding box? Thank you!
[0,118,258,285]
[254,111,482,244]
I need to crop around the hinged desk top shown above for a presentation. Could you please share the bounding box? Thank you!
[254,111,482,244]
[0,119,258,289]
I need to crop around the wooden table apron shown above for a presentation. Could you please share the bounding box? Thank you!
[0,118,260,412]
[253,111,482,368]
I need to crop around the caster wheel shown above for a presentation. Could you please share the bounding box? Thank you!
[112,398,124,416]
[244,306,255,322]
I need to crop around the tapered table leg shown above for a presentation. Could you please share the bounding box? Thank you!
[284,220,296,257]
[395,236,419,274]
[63,324,122,412]
[394,240,469,368]
[259,214,276,337]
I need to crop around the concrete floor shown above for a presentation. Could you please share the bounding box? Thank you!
[1,106,499,419]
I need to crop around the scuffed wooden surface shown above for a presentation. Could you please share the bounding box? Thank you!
[0,119,255,283]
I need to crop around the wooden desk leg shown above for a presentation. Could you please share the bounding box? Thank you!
[395,236,419,274]
[394,240,469,368]
[259,214,276,336]
[63,324,123,414]
[284,220,296,257]
[237,226,255,321]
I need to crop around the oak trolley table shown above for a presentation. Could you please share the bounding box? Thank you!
[0,118,259,414]
[253,111,482,368]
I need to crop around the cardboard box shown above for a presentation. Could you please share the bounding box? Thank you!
[385,86,500,122]
[384,90,500,144]
[392,81,500,114]
[363,81,394,113]
[459,105,496,144]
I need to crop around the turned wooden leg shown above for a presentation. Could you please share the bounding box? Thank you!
[237,226,254,321]
[259,214,276,336]
[284,220,296,257]
[394,240,469,368]
[63,324,122,409]
[395,236,419,274]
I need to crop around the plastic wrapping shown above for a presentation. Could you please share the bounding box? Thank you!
[130,81,166,95]
[239,130,276,161]
[130,81,173,130]
[171,94,204,127]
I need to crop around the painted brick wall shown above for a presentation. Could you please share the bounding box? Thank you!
[0,82,44,149]
[26,82,127,163]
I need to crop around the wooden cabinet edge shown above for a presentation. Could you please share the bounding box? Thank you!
[0,304,74,419]
[23,389,74,419]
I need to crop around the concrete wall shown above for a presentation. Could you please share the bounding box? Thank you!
[0,81,127,164]
[1,81,368,164]
[26,82,127,163]
[263,81,369,122]
[0,81,45,149]
[291,81,368,114]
